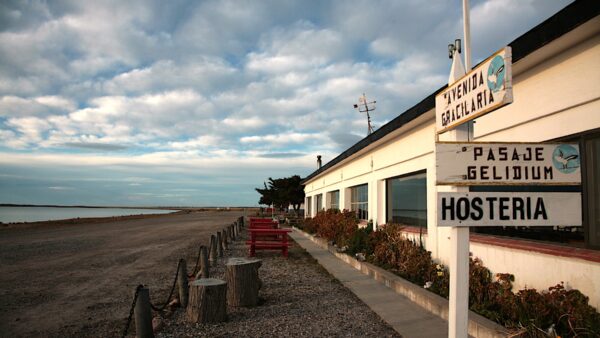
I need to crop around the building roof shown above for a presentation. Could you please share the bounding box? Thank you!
[302,0,599,185]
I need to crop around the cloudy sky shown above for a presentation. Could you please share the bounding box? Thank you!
[0,0,572,207]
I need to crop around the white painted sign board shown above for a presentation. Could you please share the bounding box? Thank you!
[435,47,513,133]
[436,142,581,185]
[437,192,582,227]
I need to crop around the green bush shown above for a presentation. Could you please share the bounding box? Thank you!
[302,209,359,248]
[347,222,374,256]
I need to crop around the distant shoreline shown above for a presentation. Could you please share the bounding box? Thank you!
[0,206,259,228]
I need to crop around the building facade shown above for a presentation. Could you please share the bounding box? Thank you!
[302,1,600,308]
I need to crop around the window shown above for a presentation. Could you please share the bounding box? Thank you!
[315,194,323,212]
[350,184,368,220]
[471,130,600,250]
[328,190,340,210]
[306,196,312,217]
[585,132,600,248]
[386,171,427,227]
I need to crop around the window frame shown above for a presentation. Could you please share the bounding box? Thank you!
[350,184,368,220]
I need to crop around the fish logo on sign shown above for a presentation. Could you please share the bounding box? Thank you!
[553,144,580,174]
[487,55,505,93]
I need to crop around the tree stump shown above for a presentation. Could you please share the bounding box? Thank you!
[186,278,227,324]
[195,245,209,279]
[221,230,228,250]
[225,257,262,307]
[216,231,224,257]
[177,259,189,307]
[209,235,217,266]
[230,224,236,241]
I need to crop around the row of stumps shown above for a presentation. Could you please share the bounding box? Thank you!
[132,216,262,338]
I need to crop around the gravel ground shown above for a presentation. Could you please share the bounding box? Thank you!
[155,226,400,338]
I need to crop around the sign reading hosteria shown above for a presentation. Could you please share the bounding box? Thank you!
[436,142,581,185]
[437,192,582,227]
[436,47,513,133]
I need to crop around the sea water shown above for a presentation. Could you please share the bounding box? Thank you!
[0,206,175,223]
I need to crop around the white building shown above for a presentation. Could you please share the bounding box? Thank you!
[302,1,600,308]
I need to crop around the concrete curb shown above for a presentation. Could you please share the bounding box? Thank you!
[292,227,510,338]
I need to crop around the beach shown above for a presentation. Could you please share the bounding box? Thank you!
[0,210,398,337]
[0,210,244,337]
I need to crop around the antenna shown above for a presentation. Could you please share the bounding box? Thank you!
[353,93,376,135]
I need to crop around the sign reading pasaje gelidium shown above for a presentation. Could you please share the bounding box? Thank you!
[435,47,513,133]
[436,142,581,185]
[437,192,582,227]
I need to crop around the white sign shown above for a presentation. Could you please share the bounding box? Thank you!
[437,192,581,227]
[436,142,581,185]
[436,47,513,133]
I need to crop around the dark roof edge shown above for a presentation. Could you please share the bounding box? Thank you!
[301,0,599,185]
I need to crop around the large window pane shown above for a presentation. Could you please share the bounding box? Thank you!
[306,196,312,217]
[386,172,427,226]
[315,194,323,212]
[328,190,339,210]
[350,184,368,220]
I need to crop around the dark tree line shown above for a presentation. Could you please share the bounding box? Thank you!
[255,175,304,214]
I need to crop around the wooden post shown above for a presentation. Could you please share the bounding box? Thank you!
[177,259,189,307]
[134,287,154,338]
[195,245,209,279]
[225,257,262,307]
[186,278,227,323]
[217,231,224,257]
[209,235,217,266]
[230,224,236,241]
[222,229,228,250]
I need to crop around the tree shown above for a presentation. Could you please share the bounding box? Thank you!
[255,175,305,214]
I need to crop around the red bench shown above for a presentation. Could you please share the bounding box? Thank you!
[249,217,278,229]
[246,228,292,257]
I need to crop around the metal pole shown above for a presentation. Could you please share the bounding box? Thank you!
[448,2,472,338]
[463,0,472,70]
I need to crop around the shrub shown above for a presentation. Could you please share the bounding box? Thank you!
[297,219,600,337]
[303,209,359,247]
[347,222,374,256]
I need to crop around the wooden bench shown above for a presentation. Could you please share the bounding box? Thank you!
[249,217,278,229]
[246,228,292,257]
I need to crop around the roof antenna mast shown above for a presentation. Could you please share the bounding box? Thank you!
[353,93,376,135]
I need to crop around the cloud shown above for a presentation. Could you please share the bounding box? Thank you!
[62,142,128,151]
[240,132,328,147]
[0,0,574,206]
[0,95,76,117]
[257,152,306,158]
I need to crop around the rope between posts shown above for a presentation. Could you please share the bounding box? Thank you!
[121,284,143,338]
[150,259,182,312]
[187,245,202,278]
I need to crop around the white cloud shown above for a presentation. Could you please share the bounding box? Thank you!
[0,0,574,206]
[240,132,328,147]
[0,95,75,117]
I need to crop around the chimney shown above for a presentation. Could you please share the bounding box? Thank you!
[317,155,322,169]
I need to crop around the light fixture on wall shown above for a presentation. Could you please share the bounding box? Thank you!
[448,39,462,59]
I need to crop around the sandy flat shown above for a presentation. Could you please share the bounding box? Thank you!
[0,210,244,337]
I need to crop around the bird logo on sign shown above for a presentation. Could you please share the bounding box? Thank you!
[552,145,580,174]
[487,55,506,93]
